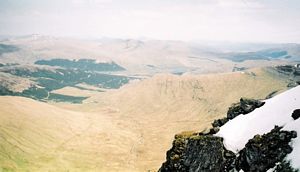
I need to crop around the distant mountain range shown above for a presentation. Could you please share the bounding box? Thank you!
[1,35,300,75]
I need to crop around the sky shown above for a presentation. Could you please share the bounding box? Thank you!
[0,0,300,43]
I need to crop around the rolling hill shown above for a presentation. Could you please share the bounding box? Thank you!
[0,67,292,171]
[1,35,298,75]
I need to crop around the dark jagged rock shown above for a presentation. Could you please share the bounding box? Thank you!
[213,98,265,128]
[208,127,220,135]
[159,133,235,172]
[222,149,236,172]
[184,136,224,172]
[276,65,300,77]
[159,126,298,172]
[292,109,300,120]
[212,118,229,128]
[236,126,297,172]
[275,65,300,89]
[199,127,219,135]
[159,133,190,172]
[227,98,265,120]
[273,160,299,172]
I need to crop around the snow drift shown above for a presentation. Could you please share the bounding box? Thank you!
[216,86,300,169]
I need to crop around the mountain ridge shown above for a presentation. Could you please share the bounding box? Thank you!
[159,86,300,171]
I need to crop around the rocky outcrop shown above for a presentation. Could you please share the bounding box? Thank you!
[159,95,299,172]
[212,118,228,128]
[159,126,297,172]
[292,109,300,120]
[275,65,300,88]
[276,65,297,74]
[159,133,235,172]
[227,98,265,119]
[236,126,297,172]
[273,160,299,172]
[212,98,265,128]
[276,65,300,76]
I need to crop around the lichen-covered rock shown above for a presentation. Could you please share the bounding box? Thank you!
[227,98,265,120]
[159,133,194,172]
[159,133,235,172]
[236,126,297,172]
[184,136,224,172]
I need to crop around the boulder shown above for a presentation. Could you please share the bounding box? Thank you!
[292,109,300,120]
[236,126,297,172]
[212,118,229,128]
[227,98,265,120]
[159,134,235,172]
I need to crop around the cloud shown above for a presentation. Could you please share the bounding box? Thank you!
[72,0,112,5]
[0,0,299,43]
[217,0,264,9]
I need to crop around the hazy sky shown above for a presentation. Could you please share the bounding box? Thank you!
[0,0,300,43]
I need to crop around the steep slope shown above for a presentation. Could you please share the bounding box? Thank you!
[159,86,300,172]
[216,85,300,169]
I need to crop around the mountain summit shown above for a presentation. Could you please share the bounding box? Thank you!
[159,86,300,172]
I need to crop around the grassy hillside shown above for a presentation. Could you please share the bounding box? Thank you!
[0,96,140,172]
[0,68,290,171]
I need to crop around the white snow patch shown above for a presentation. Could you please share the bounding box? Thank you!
[266,162,281,172]
[215,86,300,169]
[95,59,110,64]
[284,114,300,169]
